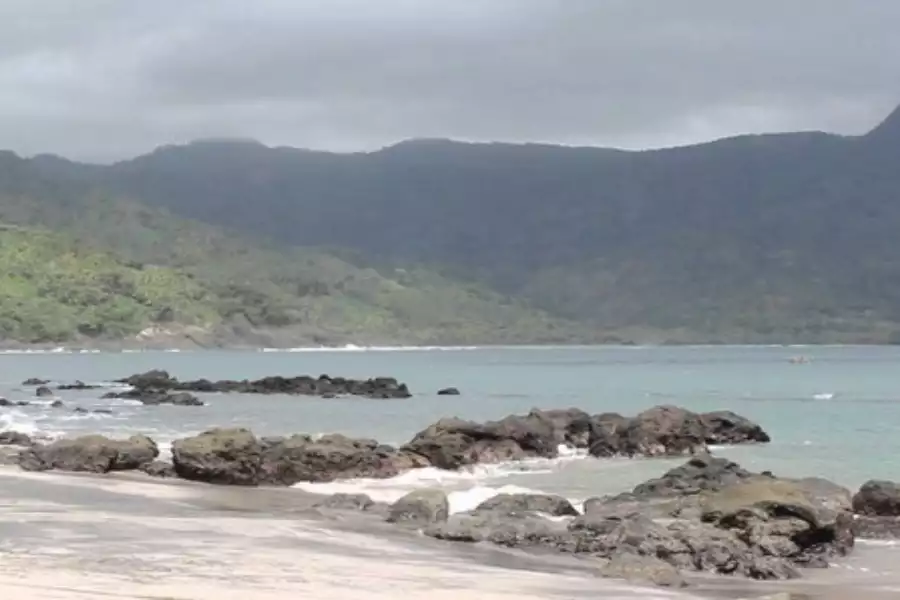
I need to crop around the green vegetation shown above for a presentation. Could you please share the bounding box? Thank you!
[4,104,900,345]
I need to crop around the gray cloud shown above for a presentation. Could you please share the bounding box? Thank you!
[0,0,898,161]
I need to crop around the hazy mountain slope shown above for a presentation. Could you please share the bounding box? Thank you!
[85,105,900,342]
[0,152,585,346]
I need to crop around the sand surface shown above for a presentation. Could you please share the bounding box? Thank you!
[0,469,897,600]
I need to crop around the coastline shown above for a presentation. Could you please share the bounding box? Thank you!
[1,468,899,600]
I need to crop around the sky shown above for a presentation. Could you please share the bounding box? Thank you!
[1,0,899,162]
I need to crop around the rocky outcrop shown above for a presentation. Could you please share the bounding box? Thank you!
[35,386,53,398]
[140,460,177,478]
[104,389,204,406]
[700,410,771,445]
[474,493,579,517]
[852,480,900,516]
[171,428,262,485]
[19,434,158,473]
[851,480,900,540]
[170,428,429,486]
[22,378,49,386]
[116,369,412,399]
[387,489,449,525]
[421,457,855,587]
[437,387,460,396]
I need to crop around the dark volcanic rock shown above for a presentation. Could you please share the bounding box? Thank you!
[259,433,428,485]
[618,405,707,457]
[387,489,449,525]
[116,369,412,399]
[0,431,33,446]
[19,434,158,473]
[57,380,101,391]
[35,386,54,398]
[437,387,460,396]
[22,378,50,386]
[700,410,772,445]
[852,480,900,516]
[171,428,262,485]
[474,493,579,517]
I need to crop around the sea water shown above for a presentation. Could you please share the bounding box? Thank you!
[3,345,900,596]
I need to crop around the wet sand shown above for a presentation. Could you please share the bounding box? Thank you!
[0,468,897,600]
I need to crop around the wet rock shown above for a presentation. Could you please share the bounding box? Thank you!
[474,493,579,517]
[313,493,376,512]
[0,398,11,406]
[426,510,568,547]
[57,380,101,391]
[139,460,177,478]
[259,434,427,485]
[387,489,449,525]
[117,369,412,399]
[0,431,33,446]
[633,455,758,498]
[19,434,159,473]
[107,389,205,406]
[22,378,49,386]
[600,553,687,588]
[587,412,630,457]
[50,400,65,408]
[700,410,772,445]
[701,478,854,565]
[618,405,708,457]
[437,387,460,396]
[531,407,594,448]
[35,386,54,398]
[172,428,262,485]
[852,480,900,516]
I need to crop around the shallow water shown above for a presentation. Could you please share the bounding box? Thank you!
[3,345,900,596]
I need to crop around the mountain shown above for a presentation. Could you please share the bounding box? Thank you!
[6,104,900,345]
[0,152,583,347]
[69,103,900,344]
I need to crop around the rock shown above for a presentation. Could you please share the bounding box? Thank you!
[700,410,771,445]
[425,510,567,547]
[116,370,412,399]
[474,493,579,517]
[852,515,900,539]
[57,381,101,391]
[701,478,854,565]
[259,434,427,485]
[852,480,900,516]
[50,400,65,408]
[0,431,33,446]
[22,378,49,386]
[618,405,708,457]
[437,387,460,396]
[19,434,159,473]
[632,455,758,498]
[35,386,54,398]
[531,407,594,448]
[108,389,204,406]
[387,489,449,525]
[587,413,631,457]
[0,398,11,406]
[600,553,687,588]
[139,460,177,478]
[313,493,376,512]
[172,428,262,485]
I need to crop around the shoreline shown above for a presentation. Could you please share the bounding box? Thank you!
[1,468,899,600]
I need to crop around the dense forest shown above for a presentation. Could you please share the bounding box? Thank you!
[3,104,900,345]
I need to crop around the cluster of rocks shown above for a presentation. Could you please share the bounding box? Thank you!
[1,405,768,485]
[115,369,413,399]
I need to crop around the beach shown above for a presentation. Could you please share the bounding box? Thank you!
[3,346,900,598]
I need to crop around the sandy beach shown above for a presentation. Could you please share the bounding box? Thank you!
[1,468,898,600]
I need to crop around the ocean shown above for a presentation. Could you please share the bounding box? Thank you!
[2,345,900,598]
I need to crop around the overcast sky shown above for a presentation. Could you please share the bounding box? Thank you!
[1,0,899,162]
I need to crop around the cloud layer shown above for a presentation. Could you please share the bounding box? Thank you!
[1,0,898,161]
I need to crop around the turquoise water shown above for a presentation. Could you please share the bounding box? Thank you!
[2,345,900,494]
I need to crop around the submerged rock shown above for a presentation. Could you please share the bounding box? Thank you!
[22,378,50,386]
[313,493,376,512]
[105,389,205,406]
[437,387,460,396]
[19,434,158,473]
[35,386,54,398]
[57,381,101,391]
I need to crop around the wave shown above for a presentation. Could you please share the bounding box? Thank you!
[293,444,588,514]
[0,409,42,436]
[259,344,481,353]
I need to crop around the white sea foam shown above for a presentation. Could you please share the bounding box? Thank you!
[0,409,42,436]
[814,392,836,400]
[294,445,588,513]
